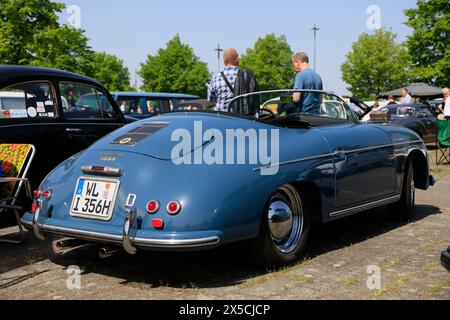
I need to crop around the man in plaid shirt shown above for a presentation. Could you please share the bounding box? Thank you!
[208,48,240,111]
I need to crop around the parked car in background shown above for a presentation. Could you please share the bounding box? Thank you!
[0,66,135,218]
[363,104,437,144]
[172,99,216,112]
[25,90,434,266]
[111,92,199,119]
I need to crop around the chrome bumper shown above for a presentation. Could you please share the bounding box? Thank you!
[21,219,221,249]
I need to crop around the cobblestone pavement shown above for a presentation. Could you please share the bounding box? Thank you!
[0,180,449,300]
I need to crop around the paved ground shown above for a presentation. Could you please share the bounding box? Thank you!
[0,178,449,300]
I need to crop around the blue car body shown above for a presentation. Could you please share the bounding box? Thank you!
[22,90,434,263]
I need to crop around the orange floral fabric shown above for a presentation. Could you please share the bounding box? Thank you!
[0,144,32,199]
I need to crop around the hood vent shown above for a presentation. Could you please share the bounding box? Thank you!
[110,122,168,146]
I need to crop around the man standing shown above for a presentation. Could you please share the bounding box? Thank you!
[439,88,450,120]
[292,52,323,114]
[208,48,240,112]
[400,88,413,104]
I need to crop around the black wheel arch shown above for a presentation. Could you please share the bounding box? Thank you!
[406,149,429,190]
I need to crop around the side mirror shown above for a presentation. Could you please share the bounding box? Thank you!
[349,96,372,119]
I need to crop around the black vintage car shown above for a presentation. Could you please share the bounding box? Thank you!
[0,66,135,217]
[364,104,437,144]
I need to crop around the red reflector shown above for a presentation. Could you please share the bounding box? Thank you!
[31,204,38,213]
[167,201,181,215]
[152,219,164,229]
[146,200,160,214]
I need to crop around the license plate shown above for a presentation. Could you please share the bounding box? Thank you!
[70,177,120,221]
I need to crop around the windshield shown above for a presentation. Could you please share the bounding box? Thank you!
[227,90,358,123]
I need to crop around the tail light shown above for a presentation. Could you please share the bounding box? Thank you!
[31,203,38,213]
[167,201,182,215]
[33,189,41,199]
[146,200,160,214]
[41,190,52,199]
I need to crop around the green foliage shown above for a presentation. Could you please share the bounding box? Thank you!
[27,25,94,76]
[341,29,411,99]
[139,35,210,97]
[90,52,133,92]
[240,34,294,91]
[404,0,450,87]
[0,0,64,64]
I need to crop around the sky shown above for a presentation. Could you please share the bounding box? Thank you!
[58,0,418,95]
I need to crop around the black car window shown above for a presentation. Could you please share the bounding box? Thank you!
[117,96,170,115]
[0,81,56,120]
[60,82,107,120]
[420,107,433,117]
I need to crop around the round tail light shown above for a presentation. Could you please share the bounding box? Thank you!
[167,201,181,215]
[33,189,41,199]
[146,200,160,214]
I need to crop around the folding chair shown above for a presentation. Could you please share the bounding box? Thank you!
[436,120,450,165]
[0,144,35,244]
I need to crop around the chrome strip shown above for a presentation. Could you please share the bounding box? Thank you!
[253,140,424,172]
[329,195,401,217]
[34,224,221,249]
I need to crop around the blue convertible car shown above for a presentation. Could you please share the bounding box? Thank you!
[22,90,435,266]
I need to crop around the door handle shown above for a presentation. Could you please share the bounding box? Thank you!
[66,128,83,133]
[334,150,347,160]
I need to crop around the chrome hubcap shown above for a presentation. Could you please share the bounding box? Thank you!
[269,200,293,242]
[267,186,304,254]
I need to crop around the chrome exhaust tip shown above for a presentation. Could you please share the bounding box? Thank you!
[52,238,87,255]
[98,246,121,259]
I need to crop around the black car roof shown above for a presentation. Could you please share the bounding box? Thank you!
[0,65,102,87]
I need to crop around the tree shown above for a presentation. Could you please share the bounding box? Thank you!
[404,0,450,87]
[240,34,294,91]
[90,52,133,92]
[139,35,210,97]
[28,25,94,76]
[0,0,93,76]
[0,0,64,64]
[341,29,411,99]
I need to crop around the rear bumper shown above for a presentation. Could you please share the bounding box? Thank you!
[441,247,450,272]
[21,215,222,250]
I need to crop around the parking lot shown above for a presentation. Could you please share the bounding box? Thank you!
[0,153,449,300]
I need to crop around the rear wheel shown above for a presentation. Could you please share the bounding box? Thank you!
[392,160,415,221]
[253,184,310,267]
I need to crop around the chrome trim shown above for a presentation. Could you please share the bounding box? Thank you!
[81,166,123,177]
[31,224,221,249]
[253,140,424,172]
[330,195,401,217]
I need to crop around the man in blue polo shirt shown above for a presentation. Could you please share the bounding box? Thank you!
[292,52,323,114]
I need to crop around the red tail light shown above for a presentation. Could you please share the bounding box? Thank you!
[167,201,181,215]
[31,204,38,213]
[42,190,52,198]
[146,200,160,214]
[33,189,41,199]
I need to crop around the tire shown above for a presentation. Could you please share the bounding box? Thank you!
[252,184,311,267]
[392,160,416,222]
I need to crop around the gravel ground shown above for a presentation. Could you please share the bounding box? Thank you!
[0,178,449,300]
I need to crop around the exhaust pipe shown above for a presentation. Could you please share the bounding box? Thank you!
[98,246,122,259]
[53,238,87,255]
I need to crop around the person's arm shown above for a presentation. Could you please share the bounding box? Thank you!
[439,103,444,114]
[207,78,217,102]
[292,73,303,103]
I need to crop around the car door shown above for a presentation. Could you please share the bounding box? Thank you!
[416,107,436,143]
[0,80,65,189]
[320,122,397,210]
[58,81,127,158]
